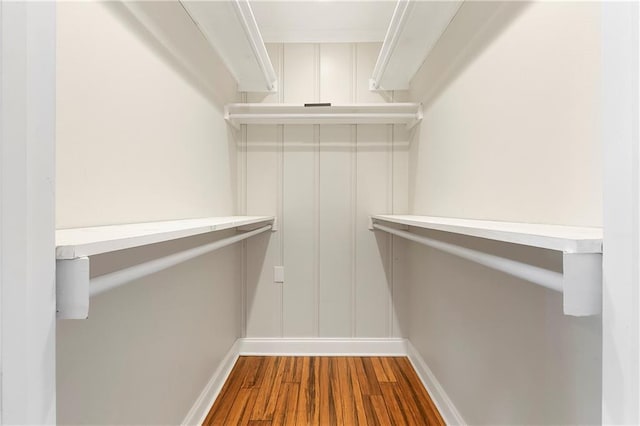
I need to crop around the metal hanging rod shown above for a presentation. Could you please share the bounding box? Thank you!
[373,223,563,292]
[57,224,272,319]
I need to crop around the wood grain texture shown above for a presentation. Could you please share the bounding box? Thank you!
[203,356,444,426]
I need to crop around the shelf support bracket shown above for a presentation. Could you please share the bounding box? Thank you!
[563,253,602,316]
[56,257,90,319]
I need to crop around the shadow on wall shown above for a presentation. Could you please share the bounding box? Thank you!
[398,227,602,425]
[57,232,246,425]
[371,229,412,338]
[245,230,276,330]
[414,1,532,108]
[104,1,234,111]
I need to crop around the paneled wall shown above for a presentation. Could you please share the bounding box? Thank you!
[407,3,602,424]
[241,43,410,338]
[55,3,241,424]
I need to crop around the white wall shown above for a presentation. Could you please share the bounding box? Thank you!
[242,43,411,338]
[407,2,602,424]
[56,1,237,229]
[55,2,240,424]
[601,3,640,423]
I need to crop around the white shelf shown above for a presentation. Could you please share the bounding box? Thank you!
[371,215,603,317]
[370,1,462,90]
[224,103,423,129]
[56,216,274,260]
[180,0,277,92]
[372,215,602,254]
[122,1,276,93]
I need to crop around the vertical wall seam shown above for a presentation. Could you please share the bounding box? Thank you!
[278,44,284,104]
[241,239,247,338]
[352,43,358,338]
[279,43,285,337]
[387,124,394,338]
[351,124,358,338]
[351,44,357,103]
[238,94,248,337]
[315,124,321,337]
[390,125,396,338]
[241,117,247,337]
[315,44,321,102]
[314,43,321,337]
[279,124,284,338]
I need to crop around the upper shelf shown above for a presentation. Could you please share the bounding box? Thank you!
[180,0,277,92]
[371,215,603,254]
[225,103,423,129]
[370,1,462,90]
[56,216,274,260]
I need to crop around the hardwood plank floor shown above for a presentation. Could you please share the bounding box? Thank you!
[203,356,445,426]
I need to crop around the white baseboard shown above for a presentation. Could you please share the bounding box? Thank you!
[238,337,408,356]
[407,341,466,426]
[181,339,241,426]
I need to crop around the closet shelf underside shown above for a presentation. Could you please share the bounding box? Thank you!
[224,103,423,129]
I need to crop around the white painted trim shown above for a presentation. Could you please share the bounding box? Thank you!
[1,2,56,424]
[231,0,277,92]
[181,340,241,426]
[406,341,466,426]
[601,3,640,424]
[238,337,408,356]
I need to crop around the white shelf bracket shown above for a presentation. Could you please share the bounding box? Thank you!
[406,103,423,130]
[562,252,602,316]
[56,257,90,319]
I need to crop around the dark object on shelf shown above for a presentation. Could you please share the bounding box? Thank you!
[304,103,331,107]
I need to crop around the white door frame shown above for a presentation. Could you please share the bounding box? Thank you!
[0,1,56,424]
[601,3,640,425]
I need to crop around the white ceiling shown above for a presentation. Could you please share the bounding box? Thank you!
[250,1,397,43]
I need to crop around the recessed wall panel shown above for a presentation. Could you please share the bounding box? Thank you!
[355,124,392,337]
[318,125,354,337]
[282,125,317,336]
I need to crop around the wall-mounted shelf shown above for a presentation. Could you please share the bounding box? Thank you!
[371,215,602,317]
[56,216,275,260]
[180,0,277,92]
[370,1,462,90]
[224,103,423,130]
[371,215,602,253]
[56,216,275,320]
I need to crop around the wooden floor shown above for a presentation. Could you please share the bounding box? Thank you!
[203,356,444,425]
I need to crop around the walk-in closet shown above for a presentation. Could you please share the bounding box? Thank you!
[1,0,638,425]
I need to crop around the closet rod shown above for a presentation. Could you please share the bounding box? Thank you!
[373,223,563,292]
[90,224,272,297]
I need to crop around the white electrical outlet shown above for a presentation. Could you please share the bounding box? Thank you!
[274,266,284,283]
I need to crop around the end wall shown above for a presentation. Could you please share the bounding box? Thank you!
[242,43,411,339]
[408,2,602,424]
[55,2,240,423]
